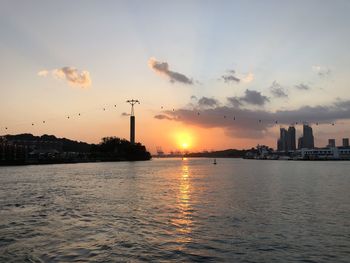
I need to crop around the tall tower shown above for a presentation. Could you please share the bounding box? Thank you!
[303,124,314,149]
[126,99,140,144]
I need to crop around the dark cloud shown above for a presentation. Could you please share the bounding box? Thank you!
[198,97,219,107]
[227,97,243,108]
[154,98,350,139]
[295,83,311,90]
[226,89,269,107]
[221,70,240,83]
[148,58,193,85]
[190,95,197,100]
[240,89,270,106]
[270,81,288,98]
[121,112,130,117]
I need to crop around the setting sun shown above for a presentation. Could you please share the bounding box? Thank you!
[173,130,194,150]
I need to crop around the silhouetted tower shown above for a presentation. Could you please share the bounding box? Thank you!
[126,99,140,144]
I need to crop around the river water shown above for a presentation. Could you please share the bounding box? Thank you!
[0,158,349,262]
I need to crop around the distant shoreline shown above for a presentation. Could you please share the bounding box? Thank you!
[0,158,152,167]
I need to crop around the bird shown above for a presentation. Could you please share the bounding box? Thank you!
[42,121,46,124]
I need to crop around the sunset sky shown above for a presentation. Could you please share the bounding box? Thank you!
[1,0,350,153]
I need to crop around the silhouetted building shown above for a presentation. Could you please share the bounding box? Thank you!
[298,124,314,149]
[277,126,296,152]
[287,126,296,151]
[277,128,288,151]
[343,138,349,147]
[298,137,303,150]
[328,139,336,148]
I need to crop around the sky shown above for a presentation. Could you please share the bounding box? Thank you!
[1,0,350,153]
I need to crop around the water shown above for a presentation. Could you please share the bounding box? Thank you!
[0,158,349,262]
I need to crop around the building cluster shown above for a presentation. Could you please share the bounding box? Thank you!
[277,124,315,152]
[274,124,350,160]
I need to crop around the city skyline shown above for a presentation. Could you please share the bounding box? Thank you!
[1,1,350,153]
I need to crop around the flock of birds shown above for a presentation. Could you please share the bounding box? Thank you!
[1,103,338,132]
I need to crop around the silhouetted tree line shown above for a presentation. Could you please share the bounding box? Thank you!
[4,133,91,152]
[91,137,151,161]
[1,134,151,165]
[185,149,250,158]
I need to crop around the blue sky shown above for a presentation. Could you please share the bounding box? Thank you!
[1,0,350,151]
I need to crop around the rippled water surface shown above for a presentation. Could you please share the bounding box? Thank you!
[0,158,349,262]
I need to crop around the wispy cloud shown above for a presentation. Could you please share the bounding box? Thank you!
[221,70,240,83]
[38,67,92,88]
[121,112,130,117]
[220,70,254,84]
[295,83,311,90]
[154,114,174,120]
[270,81,288,98]
[240,72,254,83]
[37,70,49,77]
[148,57,193,85]
[312,65,331,77]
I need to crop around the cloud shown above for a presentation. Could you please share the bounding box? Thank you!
[37,70,49,77]
[154,114,174,120]
[221,70,240,83]
[312,65,331,77]
[240,72,254,83]
[148,58,193,85]
[237,89,270,106]
[220,70,254,84]
[270,81,288,98]
[227,97,243,108]
[227,90,269,107]
[295,83,311,90]
[155,98,350,139]
[38,67,91,88]
[121,112,130,117]
[198,97,219,108]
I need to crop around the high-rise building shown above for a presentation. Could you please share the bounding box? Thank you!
[297,124,315,149]
[328,139,336,148]
[277,126,296,152]
[343,138,349,147]
[298,137,304,149]
[277,128,288,151]
[302,124,314,149]
[287,126,296,151]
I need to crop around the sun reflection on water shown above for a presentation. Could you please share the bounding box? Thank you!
[171,161,194,244]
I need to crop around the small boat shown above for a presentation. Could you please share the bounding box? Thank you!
[213,158,217,165]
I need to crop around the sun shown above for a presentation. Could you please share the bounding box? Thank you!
[174,131,193,150]
[182,142,189,149]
